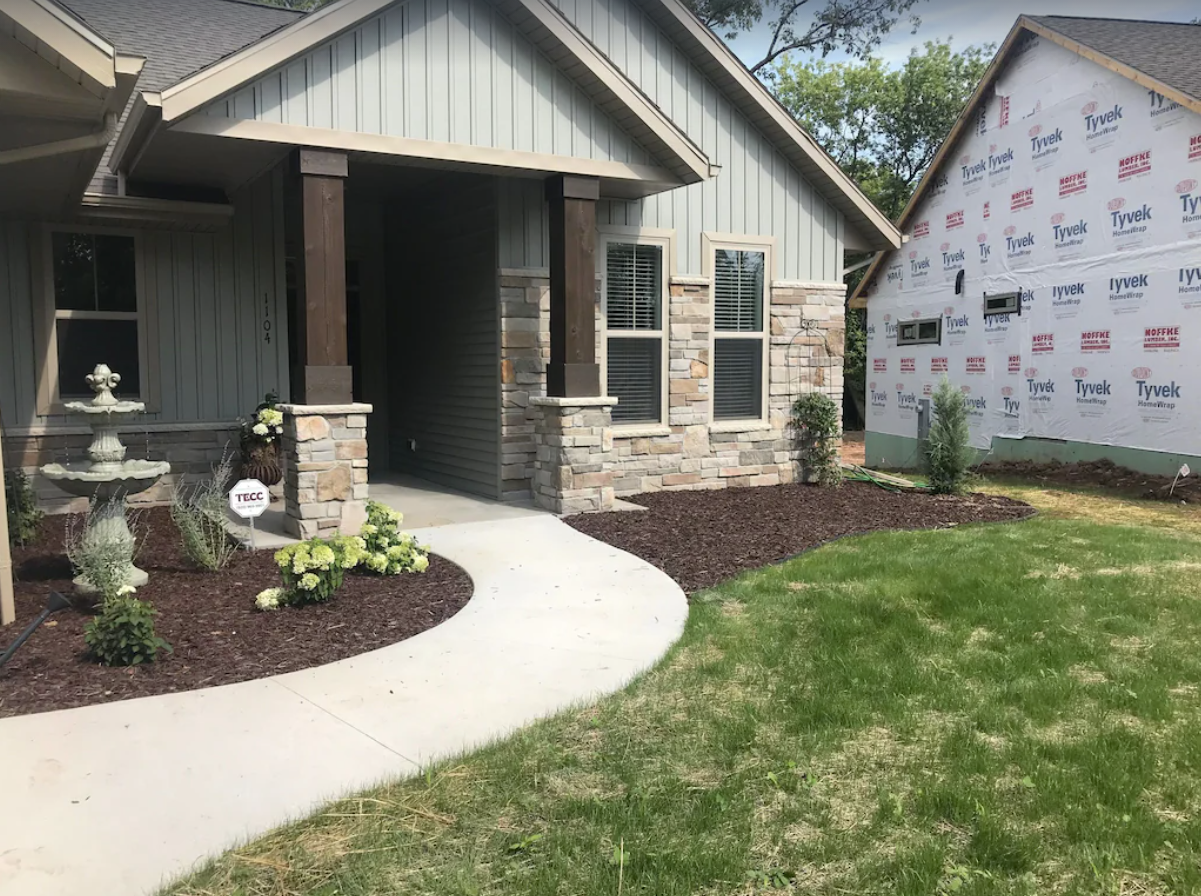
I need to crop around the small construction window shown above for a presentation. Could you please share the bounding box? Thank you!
[983,291,1020,316]
[712,246,767,421]
[604,240,665,425]
[49,231,143,400]
[898,317,942,346]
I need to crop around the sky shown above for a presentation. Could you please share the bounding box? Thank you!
[726,0,1200,70]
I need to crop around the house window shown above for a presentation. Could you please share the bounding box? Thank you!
[48,231,143,400]
[983,291,1020,316]
[603,239,666,425]
[898,317,942,346]
[711,244,768,421]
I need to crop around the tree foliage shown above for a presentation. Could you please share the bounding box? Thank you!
[686,0,924,74]
[925,378,975,495]
[773,40,992,219]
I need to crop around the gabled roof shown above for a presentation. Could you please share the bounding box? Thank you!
[60,0,302,96]
[851,14,1201,307]
[112,0,713,188]
[1027,16,1201,105]
[635,0,901,251]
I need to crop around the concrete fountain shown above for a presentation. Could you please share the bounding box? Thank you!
[40,364,170,592]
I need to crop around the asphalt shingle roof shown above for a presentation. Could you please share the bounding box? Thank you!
[62,0,302,92]
[1029,15,1201,103]
[59,0,303,193]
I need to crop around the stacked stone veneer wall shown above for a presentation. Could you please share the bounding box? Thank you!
[4,425,246,514]
[280,403,372,539]
[530,397,617,513]
[499,270,846,502]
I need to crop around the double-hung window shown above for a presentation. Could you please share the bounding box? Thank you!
[710,239,769,421]
[40,229,148,408]
[603,235,668,425]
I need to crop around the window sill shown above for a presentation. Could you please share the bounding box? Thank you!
[612,424,672,438]
[709,420,772,434]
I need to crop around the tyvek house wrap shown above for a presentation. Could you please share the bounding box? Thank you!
[864,33,1201,457]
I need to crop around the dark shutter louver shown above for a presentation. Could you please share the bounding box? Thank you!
[713,249,764,332]
[713,339,762,420]
[606,243,662,330]
[608,338,661,423]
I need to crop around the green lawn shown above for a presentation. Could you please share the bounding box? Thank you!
[168,486,1201,896]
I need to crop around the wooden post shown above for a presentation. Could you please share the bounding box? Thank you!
[0,427,14,626]
[298,148,352,405]
[546,175,601,397]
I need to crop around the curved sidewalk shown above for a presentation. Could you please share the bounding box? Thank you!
[0,515,688,896]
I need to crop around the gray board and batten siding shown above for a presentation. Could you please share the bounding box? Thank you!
[0,171,288,431]
[197,0,846,282]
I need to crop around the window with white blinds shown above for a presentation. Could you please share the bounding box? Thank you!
[604,240,665,424]
[712,246,767,421]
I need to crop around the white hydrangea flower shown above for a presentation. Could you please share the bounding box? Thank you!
[252,422,269,436]
[412,554,429,573]
[255,588,284,611]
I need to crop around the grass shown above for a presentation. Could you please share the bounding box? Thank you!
[166,485,1201,896]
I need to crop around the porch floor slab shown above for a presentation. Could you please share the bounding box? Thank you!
[228,474,545,548]
[0,515,687,896]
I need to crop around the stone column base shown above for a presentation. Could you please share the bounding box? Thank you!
[279,402,373,540]
[530,396,617,514]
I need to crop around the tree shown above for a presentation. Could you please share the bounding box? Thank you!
[772,41,992,427]
[772,40,992,219]
[686,0,925,75]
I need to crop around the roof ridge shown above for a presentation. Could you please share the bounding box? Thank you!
[203,0,307,14]
[1031,14,1201,28]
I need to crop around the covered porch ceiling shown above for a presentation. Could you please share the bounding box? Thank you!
[0,0,142,215]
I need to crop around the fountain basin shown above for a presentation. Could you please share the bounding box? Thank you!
[41,459,171,500]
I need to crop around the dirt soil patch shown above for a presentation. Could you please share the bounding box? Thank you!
[0,507,472,718]
[980,458,1200,503]
[568,481,1032,593]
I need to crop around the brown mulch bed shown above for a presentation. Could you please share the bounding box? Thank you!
[0,507,472,718]
[980,458,1201,503]
[567,481,1033,594]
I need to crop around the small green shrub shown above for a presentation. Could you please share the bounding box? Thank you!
[791,392,842,486]
[65,499,141,601]
[4,468,43,547]
[273,535,367,605]
[359,500,430,574]
[926,377,976,495]
[171,452,238,571]
[84,596,172,666]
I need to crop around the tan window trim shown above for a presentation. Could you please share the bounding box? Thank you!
[704,232,775,426]
[33,224,160,417]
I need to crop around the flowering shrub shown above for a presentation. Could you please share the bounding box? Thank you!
[273,535,367,605]
[240,392,284,451]
[359,500,430,575]
[255,587,284,611]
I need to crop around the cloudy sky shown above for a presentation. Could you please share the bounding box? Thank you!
[726,0,1200,69]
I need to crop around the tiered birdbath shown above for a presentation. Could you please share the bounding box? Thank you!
[40,364,170,592]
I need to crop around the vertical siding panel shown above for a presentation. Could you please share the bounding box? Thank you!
[7,225,36,424]
[382,8,402,135]
[448,0,471,144]
[193,235,220,420]
[407,0,427,139]
[171,234,199,421]
[428,0,450,142]
[513,26,533,152]
[334,32,357,131]
[284,60,306,126]
[310,45,333,129]
[361,17,381,134]
[215,227,239,416]
[471,1,492,147]
[260,73,283,123]
[232,86,255,120]
[149,233,179,421]
[493,17,513,150]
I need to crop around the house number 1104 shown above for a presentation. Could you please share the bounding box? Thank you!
[263,293,272,344]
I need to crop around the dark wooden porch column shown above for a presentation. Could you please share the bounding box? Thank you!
[545,174,600,397]
[298,148,352,405]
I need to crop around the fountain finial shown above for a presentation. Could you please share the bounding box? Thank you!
[85,364,121,407]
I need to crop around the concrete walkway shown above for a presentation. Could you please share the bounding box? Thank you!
[0,515,688,896]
